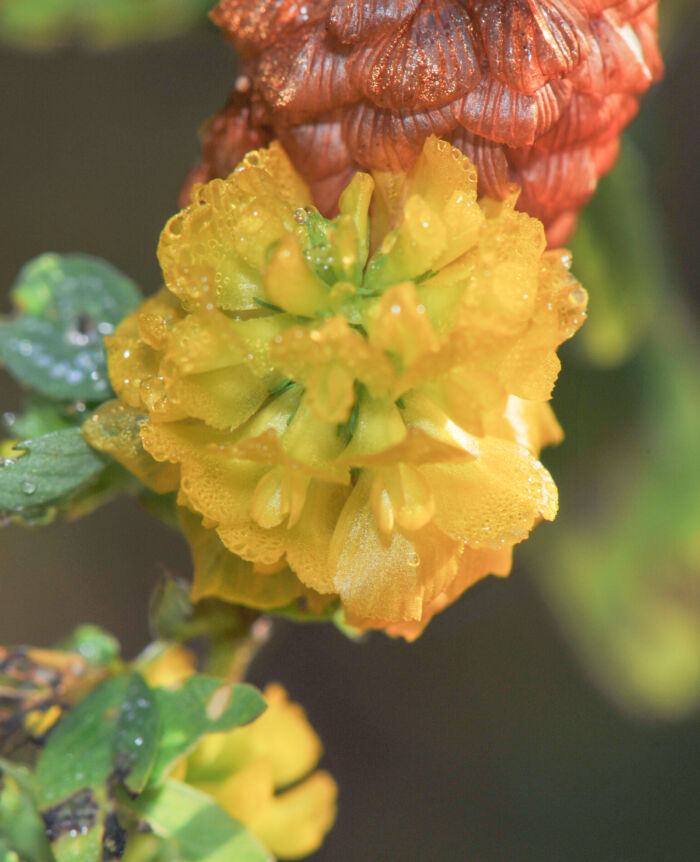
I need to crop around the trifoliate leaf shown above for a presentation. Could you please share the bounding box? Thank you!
[148,678,266,787]
[36,674,159,808]
[125,780,272,862]
[36,673,159,862]
[0,428,107,520]
[0,253,139,402]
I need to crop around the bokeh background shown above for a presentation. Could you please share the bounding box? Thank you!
[1,4,698,860]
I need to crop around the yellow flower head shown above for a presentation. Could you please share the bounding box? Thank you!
[85,136,586,638]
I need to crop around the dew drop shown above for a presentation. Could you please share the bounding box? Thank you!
[407,552,420,568]
[21,481,36,495]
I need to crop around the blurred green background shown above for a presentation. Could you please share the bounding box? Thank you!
[1,4,699,860]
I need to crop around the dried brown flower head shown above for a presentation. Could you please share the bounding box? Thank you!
[183,0,662,245]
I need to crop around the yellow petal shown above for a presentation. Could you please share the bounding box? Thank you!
[408,137,484,268]
[168,364,274,431]
[372,464,435,533]
[285,480,347,595]
[339,426,469,468]
[164,309,248,375]
[136,288,185,351]
[264,232,330,317]
[329,473,461,621]
[137,643,196,688]
[499,263,587,400]
[417,368,507,437]
[187,682,323,789]
[159,144,311,313]
[337,396,406,463]
[199,760,275,826]
[336,170,374,277]
[423,435,558,549]
[269,317,395,410]
[357,545,513,640]
[365,194,446,289]
[105,314,160,409]
[251,771,337,861]
[141,420,266,527]
[182,510,306,609]
[483,395,564,455]
[82,401,179,493]
[367,281,439,369]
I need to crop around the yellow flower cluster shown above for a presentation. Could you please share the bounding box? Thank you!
[85,137,586,638]
[181,683,336,860]
[138,646,336,860]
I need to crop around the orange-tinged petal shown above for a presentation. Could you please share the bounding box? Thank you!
[424,434,558,549]
[329,473,461,620]
[360,546,513,640]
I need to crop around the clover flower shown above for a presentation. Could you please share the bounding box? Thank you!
[183,0,662,245]
[138,647,336,860]
[180,683,336,860]
[85,137,586,637]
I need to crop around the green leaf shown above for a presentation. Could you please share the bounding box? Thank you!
[529,143,700,718]
[0,253,139,402]
[125,780,271,862]
[0,0,214,50]
[36,673,160,862]
[569,141,665,367]
[55,625,121,667]
[2,400,74,440]
[113,675,160,795]
[0,428,107,520]
[0,760,55,862]
[530,332,700,719]
[37,675,124,806]
[149,679,266,787]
